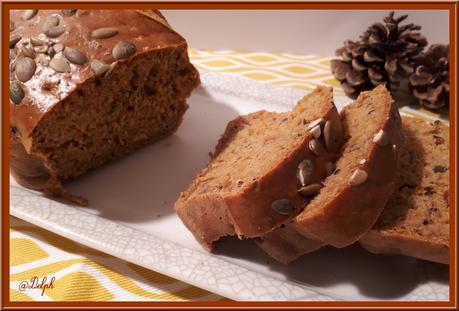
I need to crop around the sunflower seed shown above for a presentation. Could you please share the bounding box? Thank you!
[349,169,368,186]
[64,47,88,65]
[9,35,21,48]
[53,43,64,53]
[298,183,323,197]
[309,124,321,139]
[271,198,295,215]
[49,56,70,72]
[91,27,118,39]
[30,36,47,46]
[90,59,110,76]
[359,159,367,165]
[307,118,325,131]
[33,45,47,53]
[62,10,77,16]
[10,20,14,32]
[42,15,60,32]
[325,162,335,176]
[112,41,136,59]
[19,45,35,58]
[296,159,313,186]
[309,139,326,156]
[23,10,38,20]
[15,57,36,82]
[325,120,340,153]
[47,46,56,58]
[373,129,390,146]
[45,26,66,38]
[10,81,24,104]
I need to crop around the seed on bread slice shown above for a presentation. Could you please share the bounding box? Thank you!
[293,85,404,248]
[360,117,449,264]
[174,86,343,250]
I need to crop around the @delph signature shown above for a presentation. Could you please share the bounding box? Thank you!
[18,276,56,296]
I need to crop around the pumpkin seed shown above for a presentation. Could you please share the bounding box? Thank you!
[307,118,325,131]
[349,169,368,186]
[10,81,24,104]
[42,15,60,32]
[30,36,47,46]
[298,183,323,197]
[324,120,339,153]
[296,159,313,186]
[15,57,36,82]
[309,139,326,156]
[49,56,70,72]
[112,41,136,59]
[91,27,118,39]
[47,46,56,58]
[62,10,77,16]
[23,10,38,20]
[19,46,35,58]
[309,124,321,139]
[9,35,21,48]
[64,47,88,65]
[90,59,109,76]
[373,129,390,146]
[271,198,295,215]
[53,43,64,53]
[45,26,66,38]
[34,45,48,53]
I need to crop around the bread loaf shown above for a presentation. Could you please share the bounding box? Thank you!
[175,87,343,250]
[360,117,449,264]
[9,10,200,204]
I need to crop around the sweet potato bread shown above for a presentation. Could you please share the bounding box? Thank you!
[293,85,404,248]
[360,117,449,264]
[175,87,343,250]
[9,10,200,204]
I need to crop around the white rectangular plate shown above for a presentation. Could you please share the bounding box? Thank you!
[10,71,449,301]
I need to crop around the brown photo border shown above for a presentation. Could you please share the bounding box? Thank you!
[1,1,457,309]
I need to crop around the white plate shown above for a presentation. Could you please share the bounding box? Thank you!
[10,71,449,301]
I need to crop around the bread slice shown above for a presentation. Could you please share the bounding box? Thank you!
[256,85,403,262]
[360,117,449,264]
[293,85,404,248]
[175,86,343,250]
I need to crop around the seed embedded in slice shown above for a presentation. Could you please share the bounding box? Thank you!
[15,57,36,82]
[64,47,88,65]
[298,183,323,197]
[23,10,38,20]
[112,41,136,59]
[271,198,295,215]
[42,15,60,32]
[324,120,339,153]
[90,59,110,76]
[9,35,21,48]
[296,159,313,186]
[307,118,325,131]
[50,56,70,73]
[10,81,25,104]
[349,169,368,186]
[309,138,326,156]
[309,124,321,139]
[91,27,118,39]
[373,129,390,146]
[62,10,77,16]
[45,26,66,38]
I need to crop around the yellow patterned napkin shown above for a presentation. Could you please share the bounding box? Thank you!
[10,49,445,302]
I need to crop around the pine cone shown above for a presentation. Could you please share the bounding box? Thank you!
[410,44,449,110]
[331,11,428,98]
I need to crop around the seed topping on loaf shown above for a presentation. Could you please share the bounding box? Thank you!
[296,159,314,186]
[271,198,295,216]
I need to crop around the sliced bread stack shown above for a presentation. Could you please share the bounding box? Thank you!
[174,86,343,249]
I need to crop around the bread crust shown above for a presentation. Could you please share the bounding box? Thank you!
[294,85,404,248]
